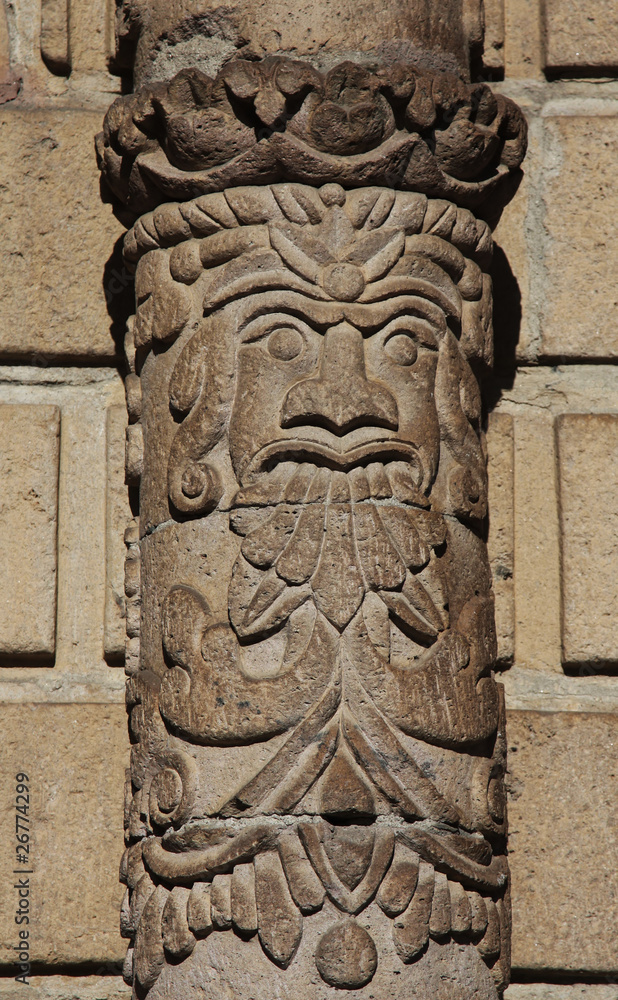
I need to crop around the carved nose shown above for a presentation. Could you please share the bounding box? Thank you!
[281,324,398,436]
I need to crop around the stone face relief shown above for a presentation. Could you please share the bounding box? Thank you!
[99,57,525,1000]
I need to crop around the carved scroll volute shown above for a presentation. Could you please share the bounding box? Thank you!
[100,55,525,1000]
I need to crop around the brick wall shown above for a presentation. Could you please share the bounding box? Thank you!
[0,1,615,996]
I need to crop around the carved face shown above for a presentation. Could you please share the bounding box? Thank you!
[228,294,441,495]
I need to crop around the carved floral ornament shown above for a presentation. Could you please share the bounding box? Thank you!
[97,56,526,215]
[99,56,526,1000]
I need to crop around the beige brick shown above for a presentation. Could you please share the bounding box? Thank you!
[542,117,618,360]
[503,0,544,78]
[104,405,130,663]
[0,703,128,966]
[68,0,114,79]
[0,404,59,663]
[487,412,515,665]
[543,0,618,72]
[0,979,130,999]
[0,109,127,360]
[556,414,618,669]
[507,710,618,974]
[513,414,562,672]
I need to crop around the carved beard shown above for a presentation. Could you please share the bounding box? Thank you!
[229,459,449,641]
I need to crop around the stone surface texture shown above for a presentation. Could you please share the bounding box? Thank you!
[0,109,126,360]
[507,711,618,974]
[96,30,527,994]
[0,404,60,662]
[0,703,127,966]
[486,413,514,666]
[105,404,132,662]
[0,1,616,1000]
[116,0,479,86]
[114,171,516,999]
[543,0,618,71]
[556,414,618,671]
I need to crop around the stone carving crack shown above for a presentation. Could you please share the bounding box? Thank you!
[99,54,525,1000]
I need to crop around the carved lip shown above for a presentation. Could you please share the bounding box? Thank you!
[246,438,424,476]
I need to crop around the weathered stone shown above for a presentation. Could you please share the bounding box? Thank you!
[543,0,618,71]
[110,177,515,999]
[513,414,562,672]
[98,57,526,216]
[507,710,618,973]
[556,414,618,670]
[541,117,618,360]
[0,404,59,663]
[0,979,131,1000]
[98,8,526,988]
[486,413,514,666]
[105,405,132,663]
[0,704,127,966]
[506,988,618,1000]
[0,109,126,360]
[115,0,477,87]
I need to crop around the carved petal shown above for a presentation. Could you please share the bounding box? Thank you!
[161,886,195,958]
[392,861,434,962]
[242,505,300,568]
[210,874,232,929]
[299,822,394,914]
[276,504,326,585]
[376,843,419,917]
[133,884,168,989]
[449,880,472,935]
[312,503,364,629]
[477,899,501,959]
[429,871,451,939]
[353,503,406,591]
[377,505,430,570]
[278,829,325,914]
[255,851,303,968]
[231,863,258,935]
[186,883,212,936]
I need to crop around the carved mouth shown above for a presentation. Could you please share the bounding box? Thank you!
[246,438,424,480]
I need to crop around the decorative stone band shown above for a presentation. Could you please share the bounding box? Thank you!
[96,56,527,216]
[116,179,512,1000]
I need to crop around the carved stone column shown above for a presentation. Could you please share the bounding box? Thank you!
[98,17,526,999]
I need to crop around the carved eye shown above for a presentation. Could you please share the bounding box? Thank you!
[385,332,418,366]
[267,327,304,361]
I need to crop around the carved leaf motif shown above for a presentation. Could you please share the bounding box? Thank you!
[311,503,364,630]
[161,887,195,958]
[275,504,326,585]
[241,505,300,569]
[376,843,420,917]
[278,830,326,914]
[377,505,430,570]
[353,503,406,591]
[299,822,394,914]
[392,860,434,961]
[429,871,452,939]
[254,852,303,967]
[133,885,168,989]
[231,863,258,935]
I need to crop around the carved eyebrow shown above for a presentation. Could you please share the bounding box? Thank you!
[342,296,448,335]
[239,311,318,342]
[234,293,346,333]
[231,291,448,336]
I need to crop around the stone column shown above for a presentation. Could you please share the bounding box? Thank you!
[97,6,526,998]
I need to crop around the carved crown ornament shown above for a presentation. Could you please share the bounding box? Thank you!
[96,56,527,216]
[98,53,526,1000]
